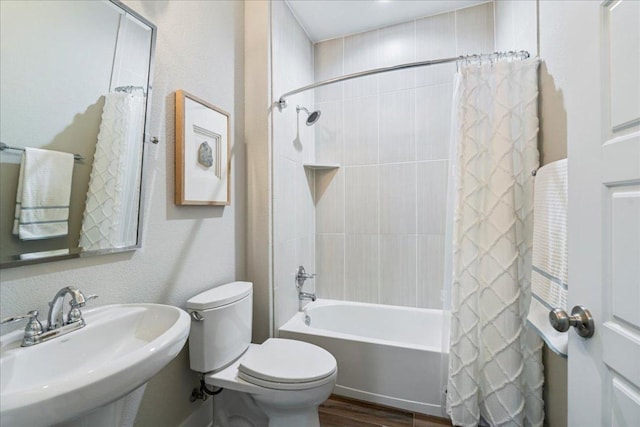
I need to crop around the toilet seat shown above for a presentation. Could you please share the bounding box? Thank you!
[237,338,337,391]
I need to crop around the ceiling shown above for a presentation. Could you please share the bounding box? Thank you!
[286,0,490,42]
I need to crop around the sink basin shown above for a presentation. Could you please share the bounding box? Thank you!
[0,304,190,426]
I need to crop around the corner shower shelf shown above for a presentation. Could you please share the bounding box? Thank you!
[302,162,340,170]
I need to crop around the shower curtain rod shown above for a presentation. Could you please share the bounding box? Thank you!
[276,50,530,111]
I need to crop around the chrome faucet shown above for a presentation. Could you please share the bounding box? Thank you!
[298,292,316,302]
[0,287,98,347]
[47,286,88,330]
[296,265,316,302]
[0,286,98,347]
[0,287,96,347]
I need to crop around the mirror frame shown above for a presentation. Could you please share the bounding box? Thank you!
[1,0,157,269]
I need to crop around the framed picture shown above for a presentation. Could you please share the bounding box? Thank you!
[175,90,230,205]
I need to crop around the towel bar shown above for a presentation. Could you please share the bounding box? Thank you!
[0,142,84,161]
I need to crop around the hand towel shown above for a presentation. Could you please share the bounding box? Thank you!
[12,148,74,240]
[527,158,568,357]
[19,248,70,260]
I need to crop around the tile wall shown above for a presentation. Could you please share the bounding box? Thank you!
[272,0,317,329]
[313,2,495,308]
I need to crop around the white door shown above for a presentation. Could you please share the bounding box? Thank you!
[556,0,640,425]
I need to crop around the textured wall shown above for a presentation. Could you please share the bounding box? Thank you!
[312,2,494,309]
[0,1,246,425]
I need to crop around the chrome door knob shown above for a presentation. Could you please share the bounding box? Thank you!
[549,305,595,338]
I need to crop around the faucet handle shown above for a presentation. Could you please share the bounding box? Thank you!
[69,293,98,307]
[1,311,43,346]
[23,310,44,342]
[296,266,316,288]
[1,310,41,326]
[67,295,97,324]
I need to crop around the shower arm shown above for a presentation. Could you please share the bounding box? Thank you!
[275,50,530,111]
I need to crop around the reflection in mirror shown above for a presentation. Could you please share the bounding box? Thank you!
[0,0,156,268]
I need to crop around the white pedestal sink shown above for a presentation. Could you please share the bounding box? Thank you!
[0,304,190,427]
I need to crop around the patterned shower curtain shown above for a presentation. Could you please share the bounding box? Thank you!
[79,92,145,251]
[446,57,544,427]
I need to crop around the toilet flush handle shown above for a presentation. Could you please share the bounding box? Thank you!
[190,311,204,322]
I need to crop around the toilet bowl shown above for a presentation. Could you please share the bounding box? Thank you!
[187,282,337,427]
[208,339,337,427]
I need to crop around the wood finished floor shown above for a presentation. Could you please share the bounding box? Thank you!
[319,395,452,427]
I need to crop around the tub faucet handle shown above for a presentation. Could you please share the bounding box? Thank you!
[296,265,316,288]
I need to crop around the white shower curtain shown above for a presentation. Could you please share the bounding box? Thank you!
[445,57,544,427]
[79,92,145,251]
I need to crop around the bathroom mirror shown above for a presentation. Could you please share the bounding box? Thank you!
[0,0,156,268]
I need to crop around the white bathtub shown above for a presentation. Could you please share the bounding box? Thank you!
[279,299,449,416]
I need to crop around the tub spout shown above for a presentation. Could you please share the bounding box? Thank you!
[299,292,316,302]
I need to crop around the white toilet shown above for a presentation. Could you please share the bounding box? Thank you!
[187,281,337,427]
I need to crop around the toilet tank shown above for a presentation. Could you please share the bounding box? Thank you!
[187,281,253,373]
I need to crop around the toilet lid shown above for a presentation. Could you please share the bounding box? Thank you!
[238,338,336,386]
[186,281,252,310]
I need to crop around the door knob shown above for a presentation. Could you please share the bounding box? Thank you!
[549,305,595,338]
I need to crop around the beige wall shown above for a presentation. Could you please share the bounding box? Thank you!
[0,1,246,425]
[245,0,273,343]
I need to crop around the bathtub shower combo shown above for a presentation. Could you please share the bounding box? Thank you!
[274,44,541,424]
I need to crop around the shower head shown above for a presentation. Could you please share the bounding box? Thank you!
[296,105,321,126]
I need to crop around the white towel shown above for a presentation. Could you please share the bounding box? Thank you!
[527,158,568,357]
[19,248,70,260]
[12,147,74,240]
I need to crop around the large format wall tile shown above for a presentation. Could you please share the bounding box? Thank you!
[295,165,315,239]
[415,11,456,86]
[378,21,416,93]
[380,234,417,306]
[274,157,296,244]
[344,30,378,99]
[345,234,379,303]
[314,38,344,103]
[344,96,379,165]
[455,2,495,56]
[416,84,453,161]
[315,100,344,164]
[273,1,316,328]
[417,234,445,309]
[379,89,416,164]
[380,163,417,234]
[275,239,297,328]
[345,166,379,234]
[316,234,345,300]
[312,2,494,308]
[316,169,345,234]
[417,160,448,235]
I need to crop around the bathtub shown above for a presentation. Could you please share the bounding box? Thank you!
[279,299,449,417]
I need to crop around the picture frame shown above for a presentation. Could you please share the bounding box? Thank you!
[175,90,230,205]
